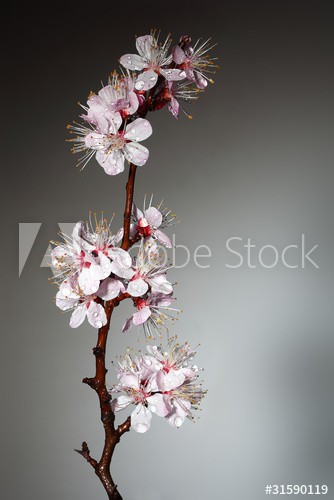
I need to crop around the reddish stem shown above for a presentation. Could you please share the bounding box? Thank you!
[80,296,131,499]
[121,163,137,251]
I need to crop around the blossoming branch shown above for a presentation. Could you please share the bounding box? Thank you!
[51,31,217,500]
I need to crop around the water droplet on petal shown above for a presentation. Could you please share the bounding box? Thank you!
[145,359,152,366]
[174,416,183,427]
[150,405,157,413]
[136,81,145,90]
[96,320,103,328]
[136,423,149,433]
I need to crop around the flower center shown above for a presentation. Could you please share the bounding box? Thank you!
[79,250,91,268]
[136,298,147,310]
[108,133,126,151]
[137,218,153,237]
[133,386,151,404]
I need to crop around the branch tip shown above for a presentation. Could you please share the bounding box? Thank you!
[117,416,131,437]
[74,441,97,469]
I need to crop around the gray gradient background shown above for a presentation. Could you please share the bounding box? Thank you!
[5,1,334,499]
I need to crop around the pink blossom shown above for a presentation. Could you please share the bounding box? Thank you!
[120,34,186,91]
[56,278,107,329]
[68,115,152,174]
[74,216,131,274]
[165,81,200,119]
[122,292,178,336]
[124,242,173,298]
[51,217,131,299]
[83,73,139,123]
[172,36,217,90]
[51,222,112,295]
[131,198,175,248]
[112,355,166,433]
[111,341,206,432]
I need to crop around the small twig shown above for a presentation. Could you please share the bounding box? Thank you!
[75,442,98,469]
[117,416,131,437]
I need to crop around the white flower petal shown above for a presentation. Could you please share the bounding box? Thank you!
[135,35,153,59]
[72,222,86,252]
[131,405,152,433]
[108,111,123,133]
[69,304,87,328]
[56,290,77,311]
[147,393,169,418]
[144,207,162,228]
[132,203,144,221]
[124,142,149,167]
[110,263,134,279]
[149,274,173,295]
[127,278,148,297]
[97,278,122,300]
[157,369,186,392]
[111,395,133,412]
[86,302,107,329]
[115,227,124,242]
[119,53,147,71]
[194,71,208,90]
[128,91,139,114]
[155,295,173,307]
[96,150,125,176]
[122,315,134,332]
[172,45,186,64]
[155,229,172,248]
[168,96,180,118]
[78,268,100,295]
[108,247,132,268]
[124,118,152,142]
[167,399,191,428]
[118,373,140,389]
[84,132,106,150]
[132,306,151,325]
[135,69,158,91]
[91,111,122,136]
[89,253,112,280]
[160,68,186,81]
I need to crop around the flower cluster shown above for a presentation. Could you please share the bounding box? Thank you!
[111,340,206,433]
[51,208,177,333]
[67,32,216,174]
